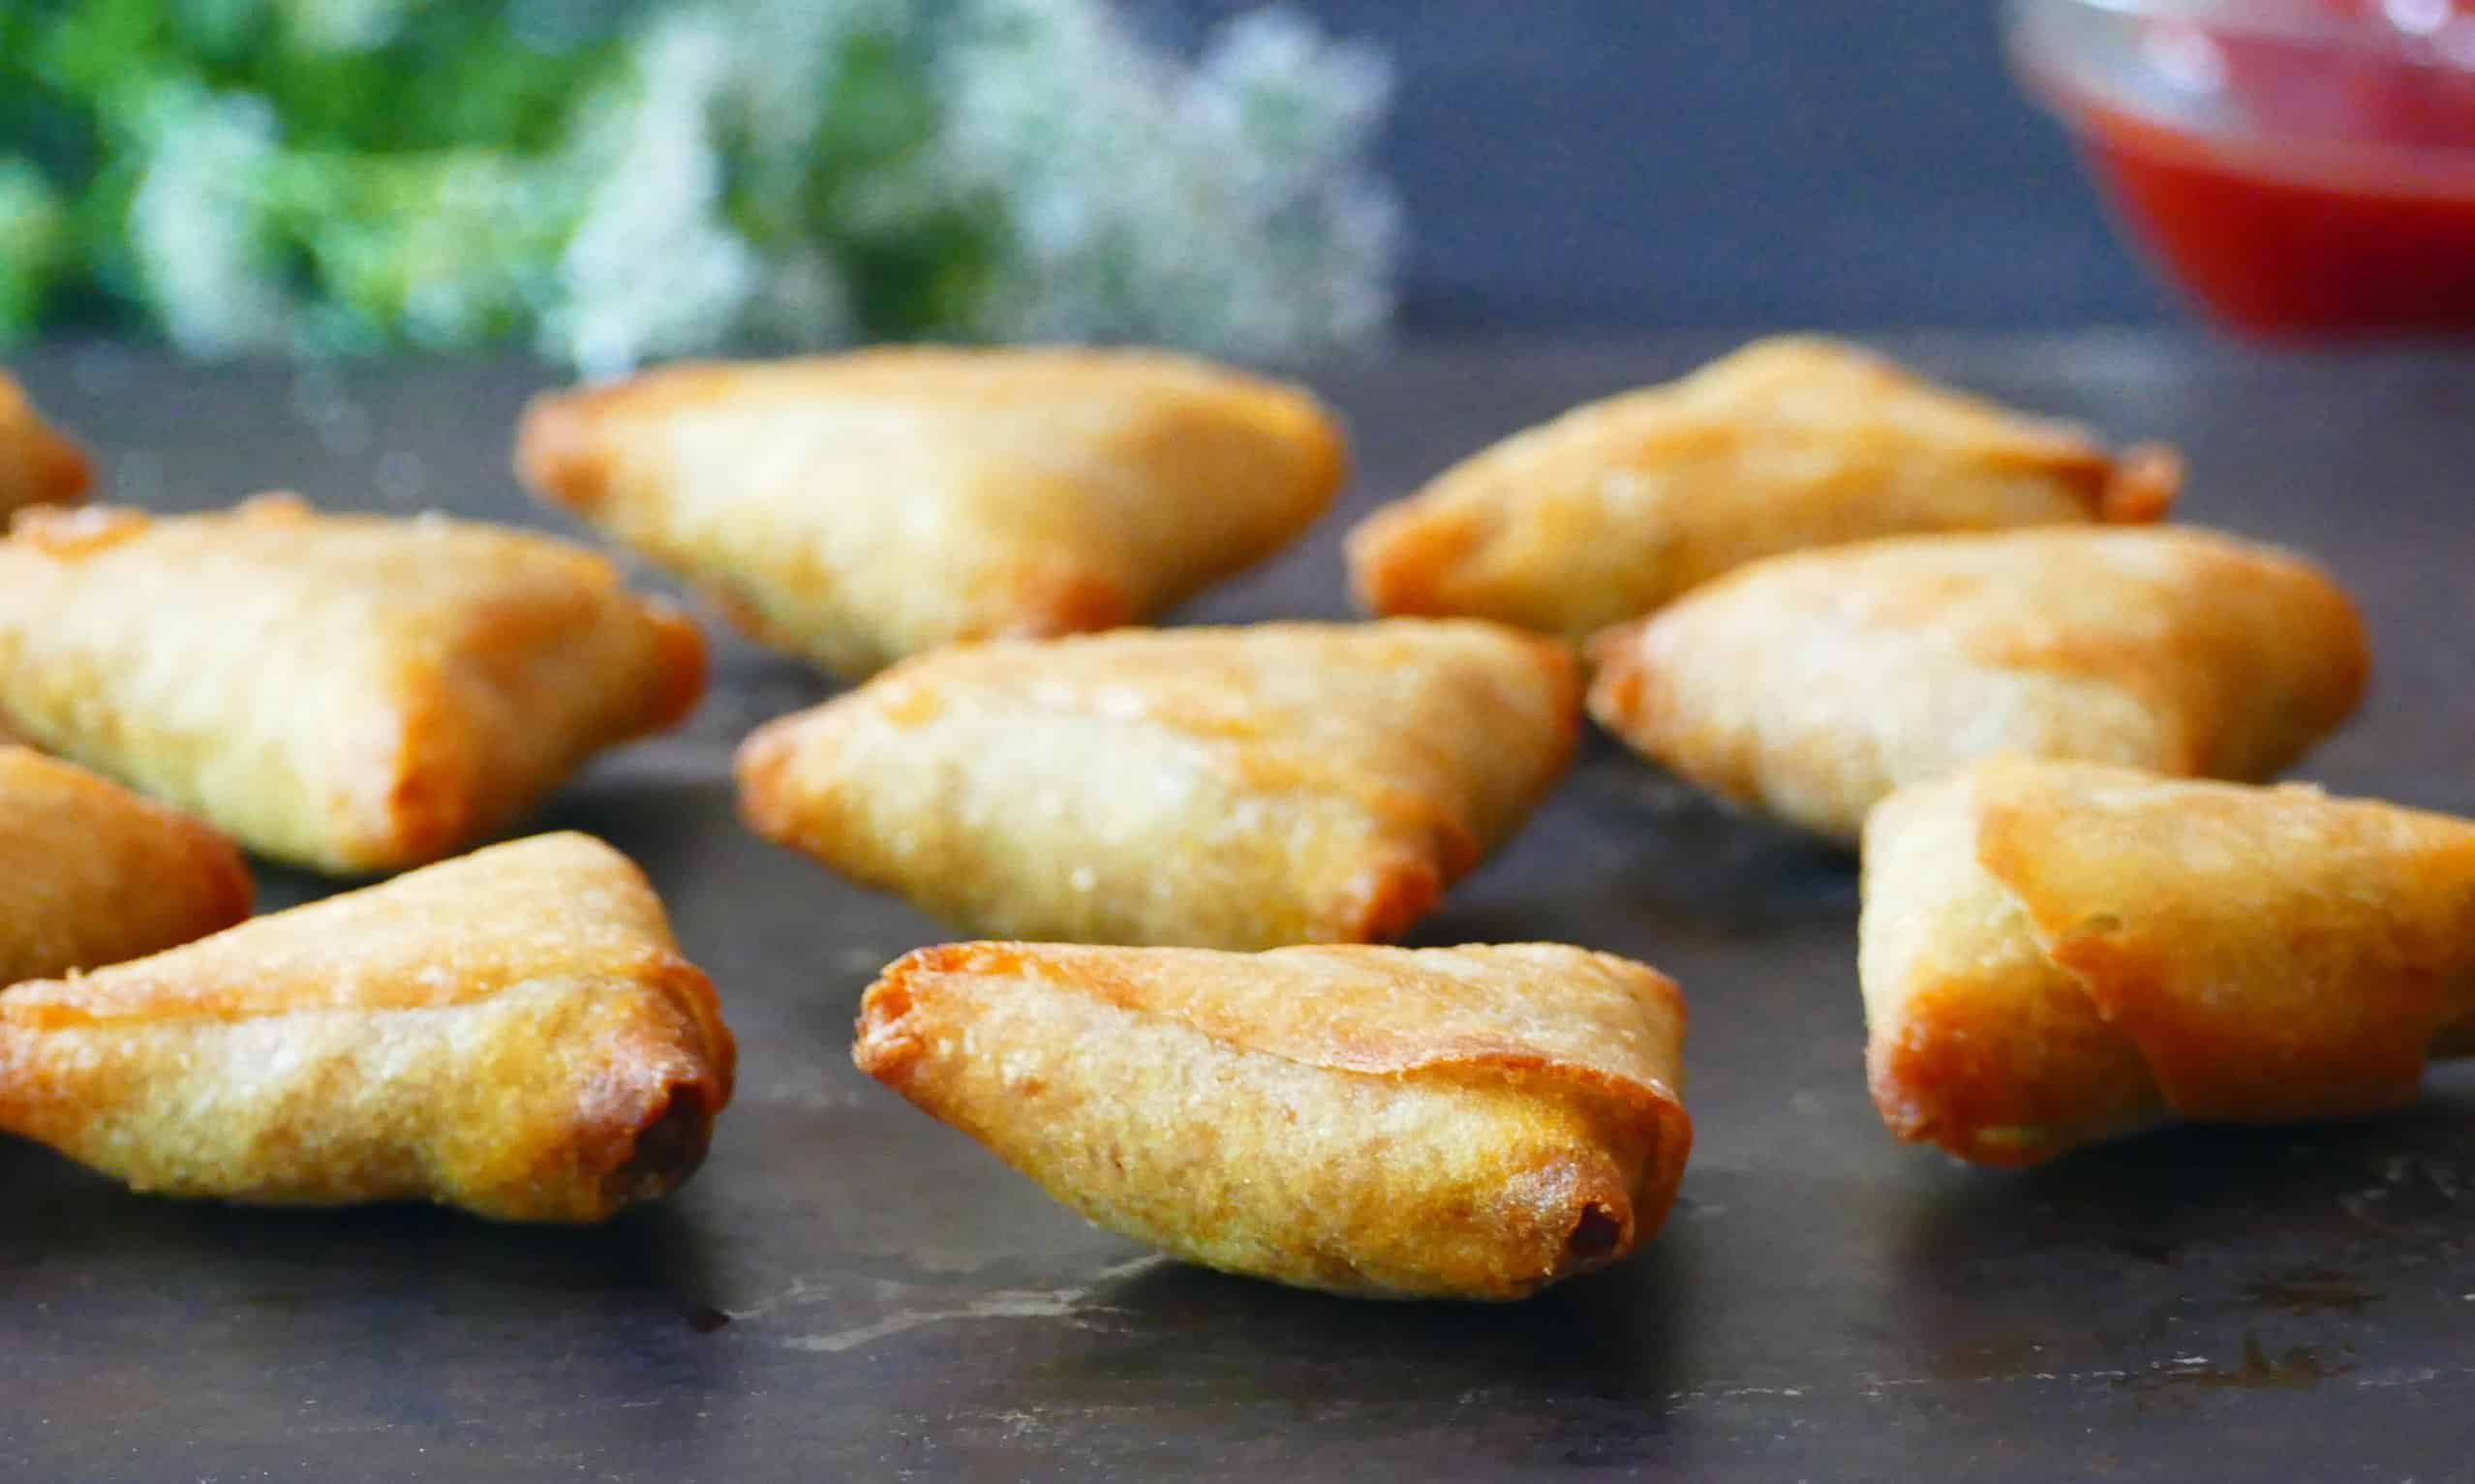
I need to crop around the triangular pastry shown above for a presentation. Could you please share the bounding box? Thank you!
[519,346,1347,677]
[1349,336,2175,639]
[858,940,1691,1299]
[1587,525,2367,842]
[0,496,707,872]
[1861,757,2475,1166]
[739,620,1579,949]
[0,746,250,986]
[0,833,734,1221]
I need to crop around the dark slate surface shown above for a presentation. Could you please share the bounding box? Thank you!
[5,337,2474,1481]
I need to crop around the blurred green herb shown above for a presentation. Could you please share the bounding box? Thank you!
[0,0,1397,369]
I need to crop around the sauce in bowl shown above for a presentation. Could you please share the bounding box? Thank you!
[2013,0,2475,336]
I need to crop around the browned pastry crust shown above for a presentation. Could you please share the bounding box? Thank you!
[0,496,708,873]
[1861,756,2475,1166]
[738,620,1581,949]
[517,346,1348,677]
[0,833,735,1221]
[1348,335,2176,638]
[0,746,252,986]
[857,940,1692,1299]
[0,372,92,518]
[1586,525,2368,842]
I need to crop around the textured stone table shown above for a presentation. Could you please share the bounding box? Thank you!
[4,337,2472,1481]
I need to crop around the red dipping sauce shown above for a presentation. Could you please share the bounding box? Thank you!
[2010,0,2475,337]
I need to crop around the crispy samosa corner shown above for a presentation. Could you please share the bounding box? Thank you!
[0,496,708,873]
[1588,525,2368,842]
[0,833,735,1221]
[517,346,1348,678]
[1348,335,2175,638]
[1860,756,2475,1166]
[0,371,92,518]
[0,747,252,986]
[856,941,1692,1300]
[739,620,1580,949]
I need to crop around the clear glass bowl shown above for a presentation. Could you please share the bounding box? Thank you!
[2008,0,2475,336]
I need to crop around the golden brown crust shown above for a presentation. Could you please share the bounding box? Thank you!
[1858,767,2166,1166]
[0,373,93,519]
[0,747,253,986]
[1587,525,2368,842]
[856,941,1691,1299]
[0,496,708,873]
[2095,443,2183,524]
[886,941,1687,1106]
[1347,336,2177,638]
[0,833,735,1221]
[737,620,1580,949]
[1860,757,2475,1165]
[516,346,1349,678]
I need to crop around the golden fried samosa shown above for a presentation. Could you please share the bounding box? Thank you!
[857,940,1692,1299]
[0,496,707,873]
[1587,526,2367,842]
[517,346,1349,678]
[739,620,1579,949]
[1348,336,2176,638]
[0,372,92,518]
[0,833,735,1221]
[1861,756,2475,1166]
[0,747,251,985]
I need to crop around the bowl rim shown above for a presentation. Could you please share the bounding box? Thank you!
[2021,0,2475,54]
[2008,0,2475,189]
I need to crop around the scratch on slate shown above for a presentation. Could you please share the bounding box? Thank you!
[785,1290,1116,1353]
[748,1255,1165,1353]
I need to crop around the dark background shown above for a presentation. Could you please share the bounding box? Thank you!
[1159,0,2176,333]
